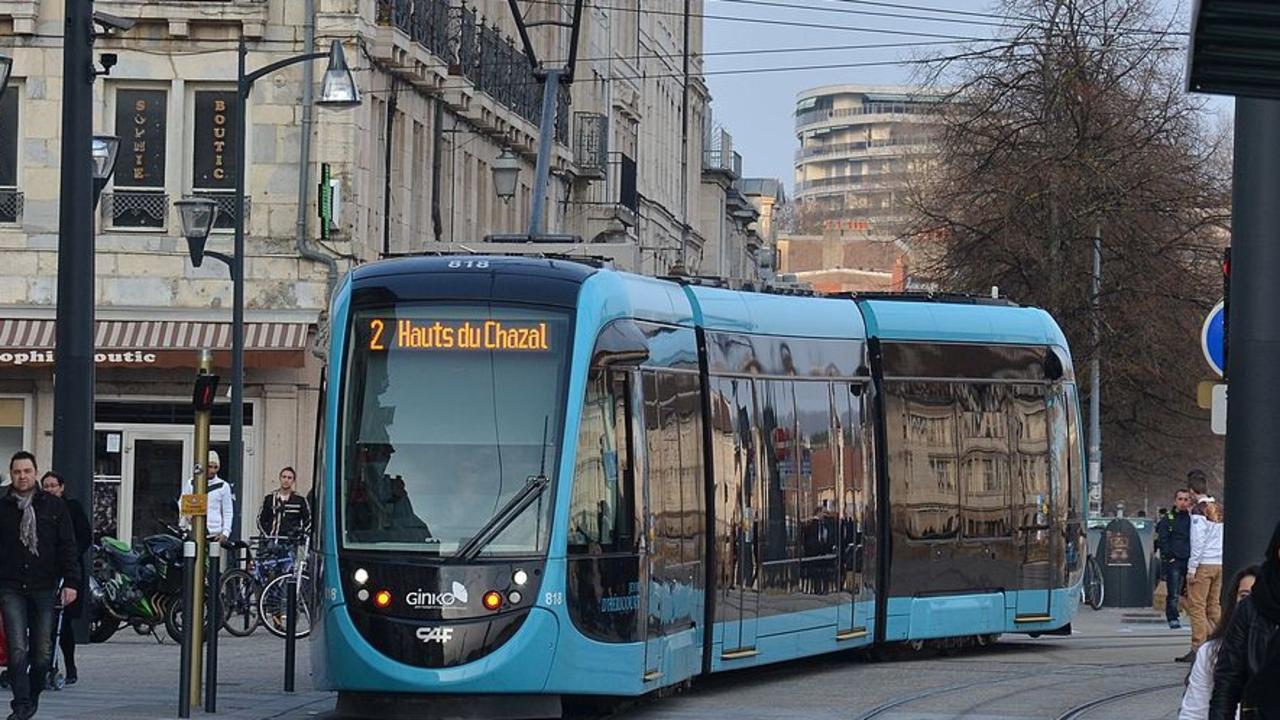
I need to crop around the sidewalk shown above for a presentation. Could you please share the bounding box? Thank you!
[31,631,335,720]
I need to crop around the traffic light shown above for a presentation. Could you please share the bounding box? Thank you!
[1223,246,1231,379]
[193,373,221,411]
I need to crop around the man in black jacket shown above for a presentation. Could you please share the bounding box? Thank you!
[1156,489,1192,631]
[0,452,80,720]
[1210,520,1280,719]
[257,466,311,539]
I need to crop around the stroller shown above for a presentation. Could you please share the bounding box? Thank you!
[0,583,69,691]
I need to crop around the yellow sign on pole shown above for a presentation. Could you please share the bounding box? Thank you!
[1197,380,1218,410]
[180,493,208,517]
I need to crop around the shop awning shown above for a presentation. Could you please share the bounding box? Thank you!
[0,319,313,369]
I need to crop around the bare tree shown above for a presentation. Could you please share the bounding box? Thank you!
[906,0,1231,510]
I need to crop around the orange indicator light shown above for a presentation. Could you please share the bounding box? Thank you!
[482,591,503,611]
[373,589,393,609]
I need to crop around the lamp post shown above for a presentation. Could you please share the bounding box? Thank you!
[491,149,520,203]
[0,54,12,98]
[225,38,360,540]
[91,135,120,209]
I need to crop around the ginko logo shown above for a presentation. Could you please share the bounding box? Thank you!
[406,581,470,608]
[416,627,454,643]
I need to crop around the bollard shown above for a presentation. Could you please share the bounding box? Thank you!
[178,540,197,718]
[284,577,297,692]
[205,540,222,713]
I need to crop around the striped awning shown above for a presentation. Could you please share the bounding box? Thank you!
[0,319,309,351]
[0,319,312,369]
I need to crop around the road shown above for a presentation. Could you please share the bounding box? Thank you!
[28,607,1192,720]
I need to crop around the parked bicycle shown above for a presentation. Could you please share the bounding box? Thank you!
[218,535,298,637]
[258,532,312,639]
[1082,554,1105,610]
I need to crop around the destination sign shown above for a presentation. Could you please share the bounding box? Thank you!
[367,319,551,352]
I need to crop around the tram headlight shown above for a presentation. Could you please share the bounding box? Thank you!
[357,588,370,602]
[508,590,522,605]
[512,569,528,586]
[353,568,369,586]
[482,590,503,611]
[373,589,393,609]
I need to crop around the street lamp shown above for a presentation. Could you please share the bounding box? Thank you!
[0,54,12,99]
[223,37,362,544]
[492,149,520,203]
[318,40,360,108]
[175,196,220,265]
[91,135,120,209]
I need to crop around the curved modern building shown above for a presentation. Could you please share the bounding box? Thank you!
[793,84,945,237]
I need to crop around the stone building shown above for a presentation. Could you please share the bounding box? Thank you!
[0,0,757,541]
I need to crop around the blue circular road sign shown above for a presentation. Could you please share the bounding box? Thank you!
[1202,300,1225,376]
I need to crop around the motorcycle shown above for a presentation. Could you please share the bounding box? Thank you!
[88,522,185,643]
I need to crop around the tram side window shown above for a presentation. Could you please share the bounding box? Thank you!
[956,383,1012,539]
[568,370,636,554]
[1011,385,1050,532]
[758,379,799,564]
[885,382,960,541]
[793,381,838,559]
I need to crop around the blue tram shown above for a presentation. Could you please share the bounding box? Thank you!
[311,255,1086,718]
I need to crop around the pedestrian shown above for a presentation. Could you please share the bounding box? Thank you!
[1178,564,1259,719]
[257,466,310,539]
[1158,490,1193,630]
[178,450,235,543]
[1181,470,1224,663]
[36,472,89,687]
[1209,520,1280,719]
[0,452,81,720]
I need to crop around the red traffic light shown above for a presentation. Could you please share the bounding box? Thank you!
[193,374,221,411]
[1222,247,1231,277]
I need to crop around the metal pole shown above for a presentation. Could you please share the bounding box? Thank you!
[204,539,221,712]
[284,579,297,692]
[53,0,95,647]
[1088,223,1103,517]
[231,36,248,543]
[189,351,213,709]
[527,68,563,237]
[1223,98,1280,582]
[178,540,195,718]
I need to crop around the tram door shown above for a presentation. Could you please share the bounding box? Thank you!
[1013,385,1053,621]
[639,373,666,681]
[836,385,875,641]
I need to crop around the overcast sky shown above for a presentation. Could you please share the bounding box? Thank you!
[702,0,1215,189]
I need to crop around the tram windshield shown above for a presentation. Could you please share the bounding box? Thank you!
[340,303,570,556]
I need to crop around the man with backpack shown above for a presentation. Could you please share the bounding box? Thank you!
[1182,469,1225,663]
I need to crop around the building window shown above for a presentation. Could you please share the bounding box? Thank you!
[191,90,240,231]
[0,90,21,224]
[110,88,169,229]
[0,397,29,484]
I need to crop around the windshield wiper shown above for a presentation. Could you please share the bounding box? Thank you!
[451,417,552,563]
[451,473,549,563]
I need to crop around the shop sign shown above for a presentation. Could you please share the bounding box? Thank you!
[0,350,160,366]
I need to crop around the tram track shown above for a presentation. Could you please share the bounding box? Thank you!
[850,660,1176,720]
[1053,681,1185,720]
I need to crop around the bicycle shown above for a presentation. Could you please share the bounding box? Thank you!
[1082,554,1105,610]
[258,532,312,639]
[218,535,297,637]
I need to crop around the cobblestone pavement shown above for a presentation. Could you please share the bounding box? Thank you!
[24,607,1192,720]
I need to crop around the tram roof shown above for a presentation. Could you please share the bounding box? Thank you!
[857,298,1067,348]
[683,285,867,339]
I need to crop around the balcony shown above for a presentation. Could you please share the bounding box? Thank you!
[372,0,569,144]
[0,189,23,224]
[794,173,908,196]
[795,103,938,131]
[94,0,269,38]
[795,137,934,163]
[703,128,737,179]
[574,112,608,179]
[191,191,251,232]
[103,191,170,231]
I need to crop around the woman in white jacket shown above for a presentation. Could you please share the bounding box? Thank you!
[1179,564,1259,720]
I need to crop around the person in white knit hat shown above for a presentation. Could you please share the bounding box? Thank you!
[178,450,235,543]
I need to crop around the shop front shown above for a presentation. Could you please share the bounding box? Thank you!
[0,312,321,544]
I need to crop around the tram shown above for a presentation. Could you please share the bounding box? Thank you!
[311,255,1086,718]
